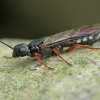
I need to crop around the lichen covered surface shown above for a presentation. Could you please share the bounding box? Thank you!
[0,39,100,100]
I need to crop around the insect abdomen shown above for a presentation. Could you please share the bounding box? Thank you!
[60,30,100,47]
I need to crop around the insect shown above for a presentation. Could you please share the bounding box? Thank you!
[1,24,100,69]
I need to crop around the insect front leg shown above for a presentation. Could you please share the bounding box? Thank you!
[34,52,54,70]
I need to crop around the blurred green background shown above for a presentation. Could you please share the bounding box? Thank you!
[1,0,100,39]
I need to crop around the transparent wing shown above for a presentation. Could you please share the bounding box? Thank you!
[42,24,100,47]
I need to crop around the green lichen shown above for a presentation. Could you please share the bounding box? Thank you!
[0,39,100,100]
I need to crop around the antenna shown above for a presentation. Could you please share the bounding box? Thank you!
[0,41,14,50]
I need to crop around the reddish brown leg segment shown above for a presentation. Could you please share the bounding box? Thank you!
[67,44,100,52]
[34,52,53,69]
[52,48,72,66]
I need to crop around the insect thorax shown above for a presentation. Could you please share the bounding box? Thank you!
[28,37,52,57]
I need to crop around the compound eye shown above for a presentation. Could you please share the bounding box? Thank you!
[19,48,27,56]
[20,48,26,52]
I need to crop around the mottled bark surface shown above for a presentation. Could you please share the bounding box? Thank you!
[0,38,100,100]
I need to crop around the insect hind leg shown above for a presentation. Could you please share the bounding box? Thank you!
[67,44,100,52]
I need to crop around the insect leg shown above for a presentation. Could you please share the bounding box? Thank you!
[34,52,53,69]
[67,44,100,52]
[52,48,72,66]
